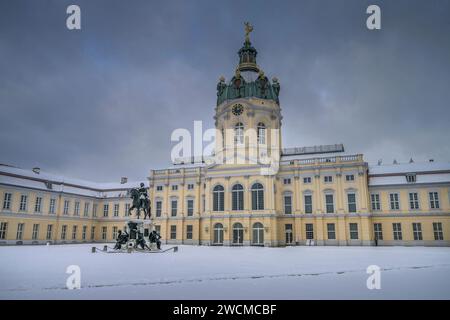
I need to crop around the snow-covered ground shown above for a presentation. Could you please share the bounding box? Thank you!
[0,244,449,299]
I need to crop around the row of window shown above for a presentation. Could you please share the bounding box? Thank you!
[0,222,96,241]
[213,183,264,211]
[283,193,356,214]
[282,222,444,243]
[156,184,196,192]
[283,174,355,186]
[370,191,441,211]
[1,193,135,218]
[0,221,444,243]
[231,122,267,145]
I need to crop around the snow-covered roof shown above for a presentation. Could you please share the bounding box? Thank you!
[369,161,450,175]
[0,164,147,198]
[368,161,450,187]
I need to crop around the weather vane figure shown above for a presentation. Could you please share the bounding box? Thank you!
[244,22,253,42]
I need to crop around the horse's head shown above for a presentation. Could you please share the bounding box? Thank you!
[129,188,138,198]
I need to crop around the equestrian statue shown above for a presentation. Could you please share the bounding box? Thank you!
[128,183,151,219]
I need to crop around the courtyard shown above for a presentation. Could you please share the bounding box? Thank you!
[1,244,449,299]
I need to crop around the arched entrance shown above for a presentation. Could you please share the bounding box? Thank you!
[252,222,264,245]
[232,223,244,245]
[213,223,224,245]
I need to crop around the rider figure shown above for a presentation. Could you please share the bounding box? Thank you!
[138,182,148,203]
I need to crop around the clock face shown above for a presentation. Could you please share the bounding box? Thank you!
[232,104,244,116]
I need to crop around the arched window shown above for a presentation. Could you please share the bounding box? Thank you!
[232,184,244,211]
[234,122,244,145]
[257,122,266,144]
[252,222,264,245]
[213,185,224,212]
[251,183,264,210]
[233,223,244,244]
[213,223,224,245]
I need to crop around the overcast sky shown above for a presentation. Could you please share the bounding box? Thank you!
[1,0,449,182]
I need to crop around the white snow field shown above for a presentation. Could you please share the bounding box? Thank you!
[0,244,449,299]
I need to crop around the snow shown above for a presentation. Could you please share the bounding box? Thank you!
[1,244,449,299]
[369,161,450,175]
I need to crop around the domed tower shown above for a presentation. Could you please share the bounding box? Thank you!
[214,23,282,167]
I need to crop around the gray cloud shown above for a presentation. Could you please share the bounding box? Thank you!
[0,0,449,182]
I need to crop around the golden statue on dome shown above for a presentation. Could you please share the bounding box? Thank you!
[244,22,253,42]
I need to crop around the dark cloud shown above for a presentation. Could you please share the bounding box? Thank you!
[1,0,449,181]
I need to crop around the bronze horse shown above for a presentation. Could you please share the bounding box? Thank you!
[128,188,151,219]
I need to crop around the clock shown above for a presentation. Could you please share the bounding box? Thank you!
[232,104,244,116]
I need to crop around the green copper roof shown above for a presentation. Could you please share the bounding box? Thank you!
[216,23,281,106]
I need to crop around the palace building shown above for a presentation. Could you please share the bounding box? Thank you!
[0,27,449,247]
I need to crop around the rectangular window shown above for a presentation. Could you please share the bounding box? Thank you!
[389,193,400,210]
[412,223,422,241]
[305,224,314,240]
[171,185,178,191]
[283,178,291,185]
[46,224,53,240]
[82,226,87,240]
[285,224,293,244]
[325,194,334,213]
[304,195,313,214]
[349,223,358,240]
[429,192,440,209]
[102,226,107,240]
[63,200,69,215]
[284,195,292,214]
[19,195,28,211]
[371,194,381,211]
[347,193,357,213]
[303,177,311,184]
[0,222,7,239]
[112,226,118,240]
[156,201,162,217]
[74,201,80,216]
[84,203,90,217]
[92,204,97,217]
[433,222,444,240]
[103,204,109,217]
[2,192,12,210]
[406,174,416,183]
[187,184,194,190]
[32,224,39,240]
[324,176,333,183]
[114,204,119,217]
[156,185,163,191]
[72,226,77,240]
[345,174,355,182]
[170,225,176,240]
[187,199,194,216]
[393,223,402,240]
[171,200,177,217]
[34,197,42,213]
[61,225,67,240]
[374,223,383,240]
[409,192,419,210]
[327,223,336,240]
[155,225,161,234]
[91,226,95,240]
[16,223,24,240]
[186,225,193,239]
[125,203,130,217]
[49,198,56,214]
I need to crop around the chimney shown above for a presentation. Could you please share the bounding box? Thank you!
[120,177,128,184]
[32,167,40,174]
